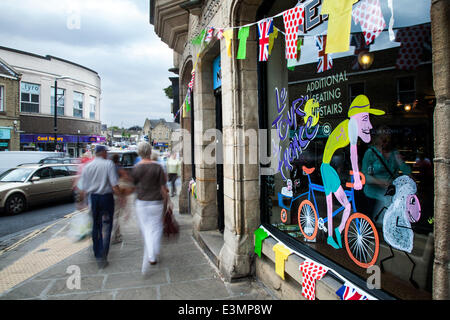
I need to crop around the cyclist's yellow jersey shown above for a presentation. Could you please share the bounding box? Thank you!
[323,119,350,164]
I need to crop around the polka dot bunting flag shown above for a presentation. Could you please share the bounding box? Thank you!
[352,0,386,45]
[299,260,328,300]
[283,6,305,60]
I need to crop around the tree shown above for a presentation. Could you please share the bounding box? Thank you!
[164,85,173,99]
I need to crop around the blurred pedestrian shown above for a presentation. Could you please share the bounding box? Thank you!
[166,152,181,197]
[73,152,93,210]
[78,145,120,269]
[131,142,168,275]
[111,154,126,244]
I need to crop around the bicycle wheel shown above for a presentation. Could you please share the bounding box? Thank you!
[297,199,318,240]
[344,213,379,268]
[280,208,288,223]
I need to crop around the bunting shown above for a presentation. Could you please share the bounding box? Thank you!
[205,27,214,43]
[237,26,250,59]
[283,6,305,60]
[222,29,234,57]
[350,33,370,70]
[321,0,358,54]
[257,19,274,62]
[352,0,386,45]
[273,243,292,280]
[316,35,333,73]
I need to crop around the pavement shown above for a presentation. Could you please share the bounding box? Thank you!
[0,193,276,300]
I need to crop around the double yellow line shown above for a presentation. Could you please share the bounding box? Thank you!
[0,211,80,256]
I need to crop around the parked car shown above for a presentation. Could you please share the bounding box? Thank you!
[0,151,65,175]
[107,150,139,171]
[38,157,81,164]
[0,163,79,215]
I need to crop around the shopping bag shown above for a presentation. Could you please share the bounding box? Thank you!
[163,200,179,239]
[68,209,92,242]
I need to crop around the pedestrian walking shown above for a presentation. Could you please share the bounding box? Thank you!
[130,142,168,275]
[78,145,120,269]
[166,152,181,197]
[110,154,127,244]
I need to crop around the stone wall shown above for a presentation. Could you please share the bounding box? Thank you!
[431,0,450,300]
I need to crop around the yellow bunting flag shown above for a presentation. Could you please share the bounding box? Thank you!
[268,27,278,55]
[222,29,234,57]
[321,0,358,54]
[273,243,292,280]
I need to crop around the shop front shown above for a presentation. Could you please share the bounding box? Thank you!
[255,0,436,300]
[0,127,12,151]
[20,134,105,156]
[152,0,449,300]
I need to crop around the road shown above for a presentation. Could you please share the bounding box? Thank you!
[0,200,76,239]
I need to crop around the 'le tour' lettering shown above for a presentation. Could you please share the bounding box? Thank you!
[272,88,319,180]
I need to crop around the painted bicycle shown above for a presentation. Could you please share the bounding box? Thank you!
[278,166,379,269]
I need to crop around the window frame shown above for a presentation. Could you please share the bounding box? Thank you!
[0,85,4,112]
[20,82,40,113]
[89,95,96,120]
[73,91,84,118]
[396,76,416,105]
[51,87,65,116]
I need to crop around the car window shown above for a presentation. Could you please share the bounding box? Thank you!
[0,168,34,182]
[33,167,53,180]
[50,166,69,177]
[122,153,133,167]
[66,165,79,176]
[43,159,59,164]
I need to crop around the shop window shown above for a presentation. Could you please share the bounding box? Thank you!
[258,0,434,300]
[397,76,416,109]
[348,82,365,105]
[20,82,40,113]
[51,87,65,116]
[0,85,4,111]
[73,91,84,118]
[89,95,96,120]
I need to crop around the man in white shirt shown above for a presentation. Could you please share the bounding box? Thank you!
[79,145,120,268]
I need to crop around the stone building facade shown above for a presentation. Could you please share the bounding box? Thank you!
[143,118,180,151]
[0,46,102,156]
[0,57,21,151]
[150,0,449,300]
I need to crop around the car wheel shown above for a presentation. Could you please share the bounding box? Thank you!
[5,193,26,215]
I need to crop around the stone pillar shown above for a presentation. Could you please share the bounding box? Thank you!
[218,1,262,280]
[431,0,450,300]
[190,49,220,232]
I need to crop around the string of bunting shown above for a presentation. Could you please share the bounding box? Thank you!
[255,225,377,300]
[176,0,398,120]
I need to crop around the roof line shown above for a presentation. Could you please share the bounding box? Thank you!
[0,46,99,76]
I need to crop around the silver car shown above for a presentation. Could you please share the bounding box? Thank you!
[0,163,79,215]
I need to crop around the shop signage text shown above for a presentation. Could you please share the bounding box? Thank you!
[305,71,348,117]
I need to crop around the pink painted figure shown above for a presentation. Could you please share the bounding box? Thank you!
[320,95,385,249]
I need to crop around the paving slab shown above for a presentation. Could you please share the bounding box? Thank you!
[0,194,276,301]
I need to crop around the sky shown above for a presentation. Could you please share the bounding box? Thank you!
[0,0,174,129]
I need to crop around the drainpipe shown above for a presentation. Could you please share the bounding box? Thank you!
[431,0,450,300]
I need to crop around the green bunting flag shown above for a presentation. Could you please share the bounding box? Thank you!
[237,26,250,59]
[191,29,206,46]
[185,92,191,112]
[254,228,269,258]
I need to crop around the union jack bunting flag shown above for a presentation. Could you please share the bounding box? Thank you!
[188,70,195,89]
[316,35,333,73]
[257,18,274,62]
[205,27,214,43]
[336,285,368,300]
[216,28,224,40]
[350,33,370,70]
